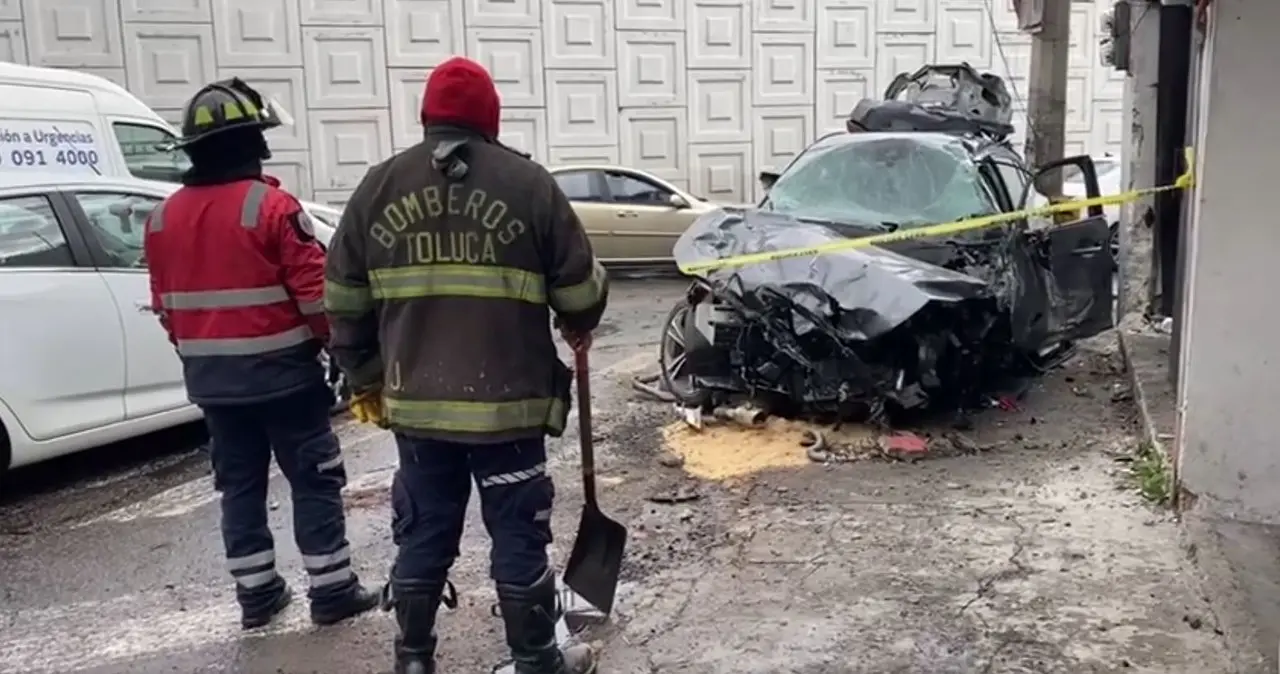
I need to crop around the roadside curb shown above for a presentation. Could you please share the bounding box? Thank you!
[1118,329,1275,674]
[1116,328,1169,471]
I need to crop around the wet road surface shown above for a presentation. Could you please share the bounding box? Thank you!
[0,278,1228,673]
[0,278,686,674]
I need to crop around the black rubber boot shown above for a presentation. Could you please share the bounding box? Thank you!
[241,582,293,630]
[311,583,380,626]
[383,579,458,674]
[496,569,597,674]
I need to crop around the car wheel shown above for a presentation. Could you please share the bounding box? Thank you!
[659,300,711,407]
[319,351,351,414]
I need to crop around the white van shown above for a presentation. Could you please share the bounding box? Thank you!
[0,62,343,226]
[0,64,347,474]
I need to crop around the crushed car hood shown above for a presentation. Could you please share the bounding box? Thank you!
[673,208,997,340]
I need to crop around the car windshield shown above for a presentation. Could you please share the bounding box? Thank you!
[764,134,998,229]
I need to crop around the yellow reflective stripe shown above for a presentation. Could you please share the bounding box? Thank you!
[194,106,215,126]
[324,279,374,314]
[550,259,606,313]
[369,264,546,304]
[383,396,566,435]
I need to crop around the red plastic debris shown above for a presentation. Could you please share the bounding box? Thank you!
[994,395,1020,412]
[879,431,929,459]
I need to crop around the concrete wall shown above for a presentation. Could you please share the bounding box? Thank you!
[0,0,1125,204]
[1176,0,1280,522]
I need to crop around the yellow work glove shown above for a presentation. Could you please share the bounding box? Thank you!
[350,388,387,427]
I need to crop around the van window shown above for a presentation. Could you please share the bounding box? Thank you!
[113,123,190,183]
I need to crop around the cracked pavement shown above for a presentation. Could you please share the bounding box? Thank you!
[0,279,1227,673]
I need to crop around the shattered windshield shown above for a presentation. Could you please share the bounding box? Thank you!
[764,134,998,229]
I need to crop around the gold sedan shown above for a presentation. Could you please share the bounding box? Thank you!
[548,165,723,267]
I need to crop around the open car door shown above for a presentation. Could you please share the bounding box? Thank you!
[1019,156,1116,345]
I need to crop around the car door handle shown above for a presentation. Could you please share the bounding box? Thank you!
[615,211,639,218]
[135,301,158,314]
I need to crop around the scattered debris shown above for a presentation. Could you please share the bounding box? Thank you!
[630,372,675,403]
[646,483,701,504]
[656,452,685,468]
[879,431,930,461]
[662,418,833,480]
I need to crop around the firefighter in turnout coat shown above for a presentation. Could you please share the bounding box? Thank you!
[323,57,607,674]
[144,78,380,629]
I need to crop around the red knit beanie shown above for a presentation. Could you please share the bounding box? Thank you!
[420,56,501,139]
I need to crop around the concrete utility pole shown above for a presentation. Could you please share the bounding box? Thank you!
[1025,0,1072,197]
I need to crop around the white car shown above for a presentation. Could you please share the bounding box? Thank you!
[1062,156,1122,262]
[0,173,343,472]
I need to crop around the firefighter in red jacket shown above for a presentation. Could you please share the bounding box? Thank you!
[144,78,379,629]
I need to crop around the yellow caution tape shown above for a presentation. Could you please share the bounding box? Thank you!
[679,147,1196,276]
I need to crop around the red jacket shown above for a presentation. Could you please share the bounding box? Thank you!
[144,176,330,404]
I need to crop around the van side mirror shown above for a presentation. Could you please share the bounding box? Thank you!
[759,171,780,192]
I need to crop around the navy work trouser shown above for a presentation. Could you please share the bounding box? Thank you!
[203,384,361,613]
[390,435,554,591]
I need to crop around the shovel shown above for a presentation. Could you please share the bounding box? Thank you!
[562,347,627,616]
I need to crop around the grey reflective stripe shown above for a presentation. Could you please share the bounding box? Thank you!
[227,549,274,571]
[241,181,270,228]
[148,199,168,233]
[297,299,325,316]
[161,285,290,310]
[317,453,343,472]
[534,508,552,522]
[479,462,546,488]
[236,570,278,589]
[176,325,313,356]
[310,567,354,588]
[303,546,351,570]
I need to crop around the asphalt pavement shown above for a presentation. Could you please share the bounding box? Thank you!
[0,278,1229,673]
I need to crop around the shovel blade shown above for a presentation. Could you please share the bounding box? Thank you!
[562,505,627,615]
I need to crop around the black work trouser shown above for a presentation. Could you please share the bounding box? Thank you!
[390,435,554,592]
[203,384,361,612]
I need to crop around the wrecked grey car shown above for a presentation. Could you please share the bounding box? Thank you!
[660,130,1114,422]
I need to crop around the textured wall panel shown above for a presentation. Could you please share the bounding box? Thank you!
[687,0,749,69]
[25,0,124,68]
[212,0,302,68]
[122,0,212,24]
[621,107,687,182]
[617,31,685,107]
[617,0,683,32]
[687,69,750,144]
[543,0,613,69]
[689,141,750,203]
[467,28,544,108]
[0,21,26,64]
[547,70,617,147]
[3,0,1125,201]
[384,0,463,67]
[302,27,389,109]
[123,24,217,109]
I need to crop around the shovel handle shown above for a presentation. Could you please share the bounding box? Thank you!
[574,348,597,508]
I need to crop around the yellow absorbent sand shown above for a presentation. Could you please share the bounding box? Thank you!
[661,417,878,481]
